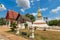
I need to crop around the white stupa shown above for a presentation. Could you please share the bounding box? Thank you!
[32,8,49,28]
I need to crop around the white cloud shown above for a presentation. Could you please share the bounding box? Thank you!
[32,8,48,16]
[16,0,30,12]
[48,17,60,21]
[47,17,54,21]
[55,17,60,20]
[20,9,25,12]
[30,0,34,5]
[51,6,60,13]
[31,0,34,3]
[32,13,37,16]
[40,8,48,11]
[0,4,6,11]
[49,18,51,20]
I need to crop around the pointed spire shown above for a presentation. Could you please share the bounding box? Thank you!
[37,0,42,20]
[38,8,42,17]
[37,8,42,19]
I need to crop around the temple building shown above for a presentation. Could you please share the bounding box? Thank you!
[16,14,31,29]
[6,10,32,29]
[6,10,18,26]
[32,8,49,28]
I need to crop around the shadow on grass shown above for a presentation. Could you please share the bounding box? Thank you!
[6,29,30,39]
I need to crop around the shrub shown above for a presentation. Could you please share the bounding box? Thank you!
[10,22,17,32]
[24,23,28,29]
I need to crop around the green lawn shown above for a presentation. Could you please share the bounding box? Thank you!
[19,29,60,40]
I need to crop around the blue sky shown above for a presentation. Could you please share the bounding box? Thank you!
[0,0,60,20]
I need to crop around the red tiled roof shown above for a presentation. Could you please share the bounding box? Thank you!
[6,10,18,20]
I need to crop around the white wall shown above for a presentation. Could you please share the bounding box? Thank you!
[17,21,32,29]
[26,21,32,29]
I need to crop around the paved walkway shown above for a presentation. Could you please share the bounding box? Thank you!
[0,25,28,40]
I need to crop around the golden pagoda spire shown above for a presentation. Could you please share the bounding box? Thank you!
[38,8,42,17]
[37,0,42,20]
[37,8,42,19]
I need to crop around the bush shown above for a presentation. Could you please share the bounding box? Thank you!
[24,23,28,29]
[10,22,17,32]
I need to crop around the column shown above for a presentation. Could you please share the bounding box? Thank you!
[9,20,11,27]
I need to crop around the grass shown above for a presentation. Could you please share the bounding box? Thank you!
[19,29,60,40]
[19,29,30,39]
[7,29,60,40]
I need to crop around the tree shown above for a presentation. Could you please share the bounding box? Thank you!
[25,13,35,23]
[48,20,60,26]
[57,20,60,26]
[0,18,6,25]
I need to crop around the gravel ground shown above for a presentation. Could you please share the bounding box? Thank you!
[0,35,9,40]
[0,25,28,40]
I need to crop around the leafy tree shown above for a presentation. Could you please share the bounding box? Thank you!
[57,20,60,26]
[25,13,35,24]
[48,20,60,26]
[0,18,6,25]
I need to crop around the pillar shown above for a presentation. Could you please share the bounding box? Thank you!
[9,20,11,26]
